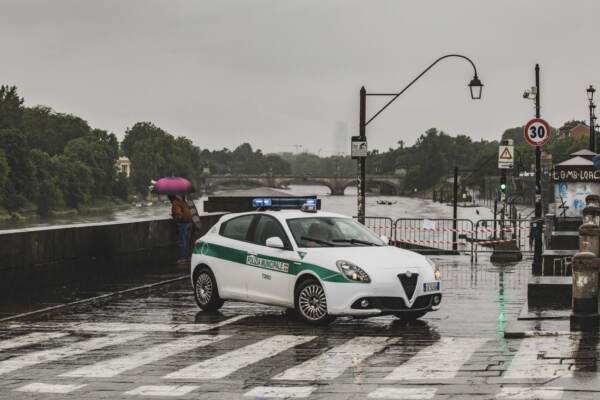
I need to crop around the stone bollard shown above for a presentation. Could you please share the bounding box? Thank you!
[579,222,600,255]
[582,205,600,227]
[570,252,600,331]
[586,194,600,208]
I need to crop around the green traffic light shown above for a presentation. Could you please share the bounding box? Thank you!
[500,183,507,192]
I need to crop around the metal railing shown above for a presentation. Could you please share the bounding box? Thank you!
[355,216,537,264]
[393,218,474,259]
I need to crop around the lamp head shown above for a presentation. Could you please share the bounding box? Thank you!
[587,85,596,101]
[468,75,483,100]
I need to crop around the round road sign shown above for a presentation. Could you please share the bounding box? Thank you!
[524,118,551,146]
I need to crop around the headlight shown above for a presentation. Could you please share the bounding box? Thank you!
[426,257,441,280]
[336,260,371,283]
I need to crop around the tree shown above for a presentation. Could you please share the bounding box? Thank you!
[0,150,9,207]
[52,155,93,208]
[0,85,24,130]
[22,106,91,155]
[30,149,63,216]
[64,129,119,197]
[0,129,36,206]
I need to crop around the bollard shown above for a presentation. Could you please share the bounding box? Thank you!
[582,205,600,227]
[579,222,600,256]
[570,252,600,331]
[585,194,600,208]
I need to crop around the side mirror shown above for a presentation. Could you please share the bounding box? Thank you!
[380,235,390,245]
[266,236,285,249]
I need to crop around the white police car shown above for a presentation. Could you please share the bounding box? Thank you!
[191,200,442,325]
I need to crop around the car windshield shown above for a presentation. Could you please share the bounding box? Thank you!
[287,217,384,248]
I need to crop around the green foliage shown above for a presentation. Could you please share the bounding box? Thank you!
[22,106,91,156]
[0,150,9,204]
[0,86,24,130]
[52,155,93,208]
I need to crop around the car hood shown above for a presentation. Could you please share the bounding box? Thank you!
[300,245,431,275]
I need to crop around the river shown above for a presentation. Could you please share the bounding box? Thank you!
[0,185,531,231]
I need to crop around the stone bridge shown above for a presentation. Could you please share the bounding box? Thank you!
[202,174,404,195]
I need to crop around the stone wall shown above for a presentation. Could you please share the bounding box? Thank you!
[0,214,225,295]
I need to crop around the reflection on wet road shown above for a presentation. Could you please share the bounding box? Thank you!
[0,256,598,399]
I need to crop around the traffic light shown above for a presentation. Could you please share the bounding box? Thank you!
[500,182,507,193]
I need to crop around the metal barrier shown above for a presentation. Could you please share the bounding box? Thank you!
[473,219,533,262]
[356,216,537,264]
[356,216,395,239]
[393,218,474,259]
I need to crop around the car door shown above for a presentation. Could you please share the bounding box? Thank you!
[247,215,296,307]
[214,214,258,300]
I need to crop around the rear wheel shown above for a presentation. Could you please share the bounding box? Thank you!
[295,279,336,325]
[394,311,427,321]
[194,268,224,311]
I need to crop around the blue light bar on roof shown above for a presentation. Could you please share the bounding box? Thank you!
[252,197,320,210]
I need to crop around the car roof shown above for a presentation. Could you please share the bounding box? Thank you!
[219,209,350,222]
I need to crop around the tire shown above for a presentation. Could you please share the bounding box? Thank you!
[295,279,336,326]
[194,267,224,311]
[394,311,427,321]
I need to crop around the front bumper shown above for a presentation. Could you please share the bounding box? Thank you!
[323,280,442,316]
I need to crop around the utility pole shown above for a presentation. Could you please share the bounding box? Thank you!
[532,63,543,275]
[357,86,366,223]
[453,166,458,251]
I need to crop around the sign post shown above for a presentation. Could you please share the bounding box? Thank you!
[524,71,551,275]
[498,144,514,169]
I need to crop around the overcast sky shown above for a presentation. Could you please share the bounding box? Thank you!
[1,0,599,155]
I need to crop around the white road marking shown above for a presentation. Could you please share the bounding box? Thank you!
[5,316,247,333]
[125,385,198,397]
[368,387,437,400]
[384,337,488,380]
[14,383,86,394]
[0,332,144,376]
[0,332,68,352]
[165,335,315,380]
[244,386,315,398]
[504,336,578,379]
[496,386,564,399]
[61,334,229,378]
[274,336,390,381]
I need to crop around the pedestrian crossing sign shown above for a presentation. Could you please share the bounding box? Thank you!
[498,145,514,169]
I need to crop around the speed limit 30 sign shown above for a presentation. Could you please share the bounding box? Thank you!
[524,118,551,146]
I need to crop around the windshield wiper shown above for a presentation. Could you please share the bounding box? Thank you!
[300,236,335,247]
[332,238,378,246]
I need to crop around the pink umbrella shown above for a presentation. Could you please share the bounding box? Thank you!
[153,177,193,195]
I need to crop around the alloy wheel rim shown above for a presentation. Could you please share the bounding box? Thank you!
[196,273,213,305]
[298,284,327,321]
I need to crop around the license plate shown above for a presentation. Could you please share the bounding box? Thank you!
[423,282,440,292]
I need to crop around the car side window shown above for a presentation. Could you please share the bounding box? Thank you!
[253,215,291,249]
[220,215,255,242]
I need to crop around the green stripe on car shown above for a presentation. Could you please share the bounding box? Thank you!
[194,241,348,283]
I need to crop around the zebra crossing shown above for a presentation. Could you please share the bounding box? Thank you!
[0,320,594,399]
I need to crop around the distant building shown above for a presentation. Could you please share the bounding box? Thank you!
[115,157,131,177]
[333,121,348,155]
[558,122,589,139]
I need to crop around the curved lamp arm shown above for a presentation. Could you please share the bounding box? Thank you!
[365,54,481,126]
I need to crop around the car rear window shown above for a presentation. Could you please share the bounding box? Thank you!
[220,215,255,241]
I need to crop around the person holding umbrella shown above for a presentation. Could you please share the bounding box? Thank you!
[153,177,195,267]
[169,194,193,266]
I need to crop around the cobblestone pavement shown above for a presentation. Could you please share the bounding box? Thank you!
[0,256,599,399]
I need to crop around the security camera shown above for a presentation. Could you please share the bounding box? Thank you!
[522,91,530,99]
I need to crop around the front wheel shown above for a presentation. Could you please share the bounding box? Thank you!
[394,311,427,321]
[295,279,336,325]
[194,268,224,311]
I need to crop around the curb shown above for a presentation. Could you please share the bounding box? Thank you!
[0,275,188,323]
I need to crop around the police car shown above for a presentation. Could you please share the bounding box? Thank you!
[191,198,442,325]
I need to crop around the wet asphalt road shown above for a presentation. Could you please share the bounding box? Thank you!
[0,256,599,399]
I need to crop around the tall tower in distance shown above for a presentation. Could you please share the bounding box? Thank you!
[333,121,348,156]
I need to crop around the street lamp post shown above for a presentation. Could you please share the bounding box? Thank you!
[356,54,483,221]
[587,85,596,152]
